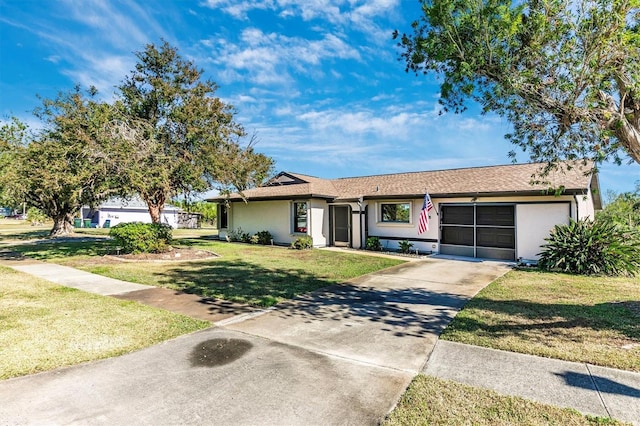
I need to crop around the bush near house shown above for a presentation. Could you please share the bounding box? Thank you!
[291,235,313,250]
[365,236,382,251]
[227,227,251,243]
[255,230,273,245]
[109,222,173,254]
[398,240,413,254]
[538,219,640,276]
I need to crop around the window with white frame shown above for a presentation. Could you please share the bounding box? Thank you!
[293,202,308,233]
[380,202,411,223]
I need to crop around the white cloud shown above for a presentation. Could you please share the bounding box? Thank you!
[204,27,360,86]
[200,0,400,39]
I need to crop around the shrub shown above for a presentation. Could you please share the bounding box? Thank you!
[398,240,413,254]
[255,230,273,245]
[227,227,251,243]
[109,222,173,254]
[538,219,640,276]
[250,234,260,244]
[366,236,382,251]
[291,235,313,250]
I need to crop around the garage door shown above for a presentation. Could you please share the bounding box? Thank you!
[440,204,515,260]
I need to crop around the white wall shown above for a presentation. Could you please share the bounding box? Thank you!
[97,208,179,228]
[516,203,571,260]
[229,200,292,244]
[309,199,328,247]
[366,198,438,253]
[575,192,595,220]
[366,195,578,257]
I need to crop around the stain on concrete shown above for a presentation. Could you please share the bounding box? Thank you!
[190,338,252,367]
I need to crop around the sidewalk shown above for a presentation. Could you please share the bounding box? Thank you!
[425,340,640,425]
[0,251,258,323]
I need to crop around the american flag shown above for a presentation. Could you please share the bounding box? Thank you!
[418,192,434,234]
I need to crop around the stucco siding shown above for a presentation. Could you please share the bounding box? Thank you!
[576,192,595,220]
[516,203,571,260]
[366,198,438,253]
[230,201,292,244]
[309,199,328,247]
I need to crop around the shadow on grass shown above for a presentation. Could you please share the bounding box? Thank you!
[158,260,472,337]
[157,260,335,306]
[446,297,640,342]
[0,229,51,240]
[6,239,114,260]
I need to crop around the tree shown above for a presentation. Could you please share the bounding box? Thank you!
[0,88,121,236]
[114,41,273,223]
[0,117,27,208]
[394,0,640,170]
[597,182,640,229]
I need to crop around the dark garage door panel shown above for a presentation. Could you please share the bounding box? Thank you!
[440,205,515,261]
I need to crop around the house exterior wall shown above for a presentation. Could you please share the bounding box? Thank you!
[219,192,593,259]
[366,194,583,259]
[228,200,292,244]
[575,191,595,220]
[309,199,328,247]
[365,198,439,253]
[515,203,571,260]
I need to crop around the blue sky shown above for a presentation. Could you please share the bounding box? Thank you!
[1,0,638,198]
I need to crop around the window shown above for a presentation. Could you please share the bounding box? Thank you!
[380,203,410,223]
[293,202,307,233]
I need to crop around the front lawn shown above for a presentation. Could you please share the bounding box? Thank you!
[384,375,621,425]
[9,239,405,307]
[442,269,640,372]
[0,266,209,380]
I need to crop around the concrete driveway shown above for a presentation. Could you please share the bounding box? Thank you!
[0,258,510,425]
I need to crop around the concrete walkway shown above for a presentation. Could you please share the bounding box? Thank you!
[1,255,639,425]
[425,340,640,425]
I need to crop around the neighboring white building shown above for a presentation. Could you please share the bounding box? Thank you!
[80,197,181,229]
[208,162,602,261]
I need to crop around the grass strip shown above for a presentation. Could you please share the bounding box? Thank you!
[384,375,624,425]
[442,269,640,372]
[12,239,405,307]
[0,266,209,380]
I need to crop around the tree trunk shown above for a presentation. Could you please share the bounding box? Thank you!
[615,120,640,164]
[148,204,162,223]
[50,213,74,237]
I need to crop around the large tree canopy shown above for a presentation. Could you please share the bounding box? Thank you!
[114,41,274,223]
[0,88,121,236]
[395,0,640,169]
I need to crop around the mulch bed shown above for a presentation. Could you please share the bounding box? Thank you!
[105,247,218,262]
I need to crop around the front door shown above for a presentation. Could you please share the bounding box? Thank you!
[332,206,350,247]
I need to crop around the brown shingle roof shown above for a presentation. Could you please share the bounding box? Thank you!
[210,162,596,202]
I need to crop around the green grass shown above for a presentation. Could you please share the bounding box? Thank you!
[0,219,51,241]
[384,375,623,425]
[9,238,405,307]
[442,269,640,372]
[0,266,209,380]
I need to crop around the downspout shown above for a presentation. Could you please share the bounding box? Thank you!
[357,197,363,249]
[573,195,579,220]
[307,200,312,245]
